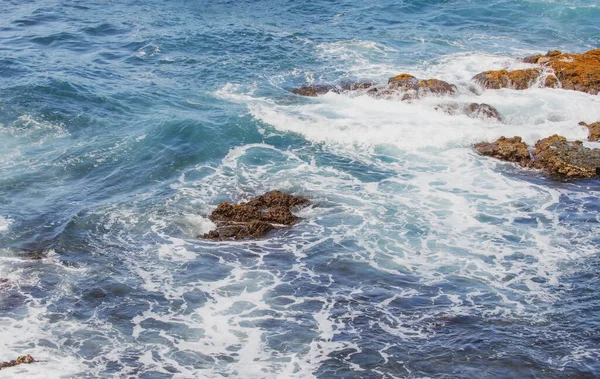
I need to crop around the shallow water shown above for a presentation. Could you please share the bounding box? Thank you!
[1,0,600,378]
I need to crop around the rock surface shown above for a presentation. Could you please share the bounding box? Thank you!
[202,191,309,240]
[474,136,531,167]
[475,135,600,178]
[473,68,541,90]
[291,75,457,100]
[474,49,600,94]
[580,121,600,141]
[0,355,35,370]
[531,135,600,178]
[290,85,339,97]
[437,102,503,121]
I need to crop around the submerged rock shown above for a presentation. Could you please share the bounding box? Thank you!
[437,102,503,121]
[290,85,339,97]
[531,135,600,178]
[291,75,457,100]
[474,49,600,94]
[0,355,35,370]
[474,136,531,167]
[475,135,600,178]
[201,191,309,240]
[580,121,600,142]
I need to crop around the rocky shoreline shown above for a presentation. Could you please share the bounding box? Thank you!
[202,48,599,241]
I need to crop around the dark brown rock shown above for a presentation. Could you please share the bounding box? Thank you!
[436,103,503,121]
[474,136,531,167]
[0,355,35,370]
[290,85,339,97]
[466,103,503,121]
[531,135,600,178]
[580,121,600,142]
[387,74,457,98]
[202,191,309,240]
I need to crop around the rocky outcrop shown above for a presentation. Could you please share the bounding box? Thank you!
[473,68,542,90]
[291,75,456,100]
[580,121,600,141]
[474,49,600,94]
[437,102,503,121]
[202,191,309,240]
[0,355,35,370]
[290,85,339,97]
[474,137,531,167]
[475,135,600,178]
[531,135,600,178]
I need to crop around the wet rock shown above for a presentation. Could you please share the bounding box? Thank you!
[474,136,531,167]
[477,49,600,94]
[0,355,35,370]
[473,68,541,90]
[387,74,457,99]
[580,121,600,142]
[437,102,503,121]
[531,135,600,178]
[202,191,309,240]
[339,81,374,92]
[290,85,339,97]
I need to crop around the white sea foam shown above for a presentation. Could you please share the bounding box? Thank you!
[0,217,11,233]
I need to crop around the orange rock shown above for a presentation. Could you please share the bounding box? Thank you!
[531,135,600,178]
[474,136,531,167]
[580,121,600,141]
[476,49,600,94]
[473,68,541,90]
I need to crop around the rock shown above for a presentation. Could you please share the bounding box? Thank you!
[202,191,309,240]
[0,355,35,370]
[290,85,339,97]
[339,81,374,92]
[473,68,541,90]
[475,134,600,178]
[465,103,503,121]
[477,49,600,94]
[580,121,600,142]
[531,135,600,178]
[437,103,503,121]
[474,136,531,167]
[387,74,457,98]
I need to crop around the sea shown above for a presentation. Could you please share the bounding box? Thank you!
[1,0,600,378]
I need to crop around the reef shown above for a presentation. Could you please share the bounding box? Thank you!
[580,121,600,142]
[202,191,309,240]
[290,74,456,100]
[473,49,600,94]
[475,135,600,178]
[0,355,35,370]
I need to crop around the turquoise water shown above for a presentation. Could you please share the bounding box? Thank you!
[1,0,600,377]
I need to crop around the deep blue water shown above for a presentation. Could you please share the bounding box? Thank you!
[1,0,600,378]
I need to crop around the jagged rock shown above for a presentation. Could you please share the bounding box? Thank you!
[475,134,600,178]
[339,81,374,92]
[0,355,35,370]
[290,85,339,97]
[437,102,503,121]
[474,136,531,167]
[531,135,600,178]
[202,191,309,240]
[387,74,457,99]
[476,49,600,94]
[580,121,600,142]
[473,68,541,90]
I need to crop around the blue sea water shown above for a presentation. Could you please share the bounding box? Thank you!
[1,0,600,377]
